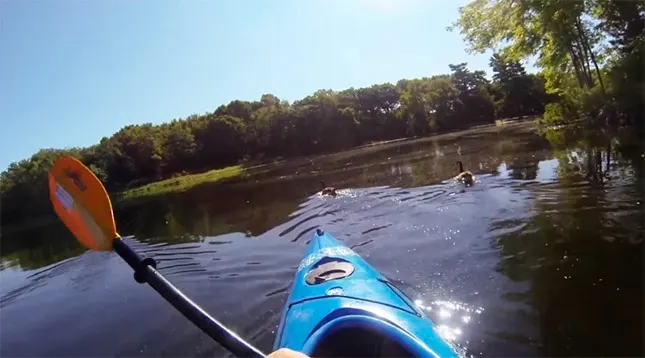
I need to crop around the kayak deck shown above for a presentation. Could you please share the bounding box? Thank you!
[274,229,459,357]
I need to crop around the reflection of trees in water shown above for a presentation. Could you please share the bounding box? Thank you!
[380,129,557,186]
[114,124,573,247]
[115,125,640,252]
[9,123,641,283]
[488,128,643,356]
[289,123,555,188]
[544,126,643,187]
[508,160,540,180]
[116,178,317,243]
[0,221,86,270]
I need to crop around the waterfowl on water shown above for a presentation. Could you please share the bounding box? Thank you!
[455,161,475,185]
[320,181,337,196]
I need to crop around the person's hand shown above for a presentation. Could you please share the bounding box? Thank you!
[266,348,310,358]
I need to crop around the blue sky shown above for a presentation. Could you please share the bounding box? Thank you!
[1,0,524,172]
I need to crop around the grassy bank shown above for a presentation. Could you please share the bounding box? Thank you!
[118,165,244,201]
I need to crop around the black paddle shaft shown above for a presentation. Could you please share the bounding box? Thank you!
[112,238,265,358]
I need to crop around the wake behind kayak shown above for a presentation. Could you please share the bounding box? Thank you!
[274,229,460,357]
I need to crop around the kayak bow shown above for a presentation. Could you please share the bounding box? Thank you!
[274,229,459,357]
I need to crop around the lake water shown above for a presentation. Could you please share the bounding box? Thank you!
[1,122,643,357]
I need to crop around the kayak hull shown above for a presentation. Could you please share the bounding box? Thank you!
[273,229,459,357]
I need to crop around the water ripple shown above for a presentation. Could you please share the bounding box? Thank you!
[361,224,392,235]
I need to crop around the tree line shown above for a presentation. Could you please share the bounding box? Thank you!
[3,0,643,226]
[1,57,552,225]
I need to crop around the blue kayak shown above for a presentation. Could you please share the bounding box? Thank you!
[273,229,460,357]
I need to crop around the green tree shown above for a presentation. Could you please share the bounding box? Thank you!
[109,124,164,186]
[451,0,643,124]
[162,120,197,174]
[193,114,246,168]
[490,53,551,118]
[2,63,559,226]
[449,63,496,126]
[1,148,83,224]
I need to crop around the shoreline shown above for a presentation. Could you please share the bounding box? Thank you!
[117,165,244,201]
[1,118,541,234]
[118,118,540,201]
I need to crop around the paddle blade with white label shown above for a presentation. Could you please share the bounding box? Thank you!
[48,156,118,251]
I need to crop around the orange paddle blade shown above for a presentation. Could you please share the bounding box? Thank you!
[48,156,118,251]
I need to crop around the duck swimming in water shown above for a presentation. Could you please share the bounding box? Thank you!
[320,181,337,196]
[454,161,475,186]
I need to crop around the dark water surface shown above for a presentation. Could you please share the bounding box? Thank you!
[2,122,643,357]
